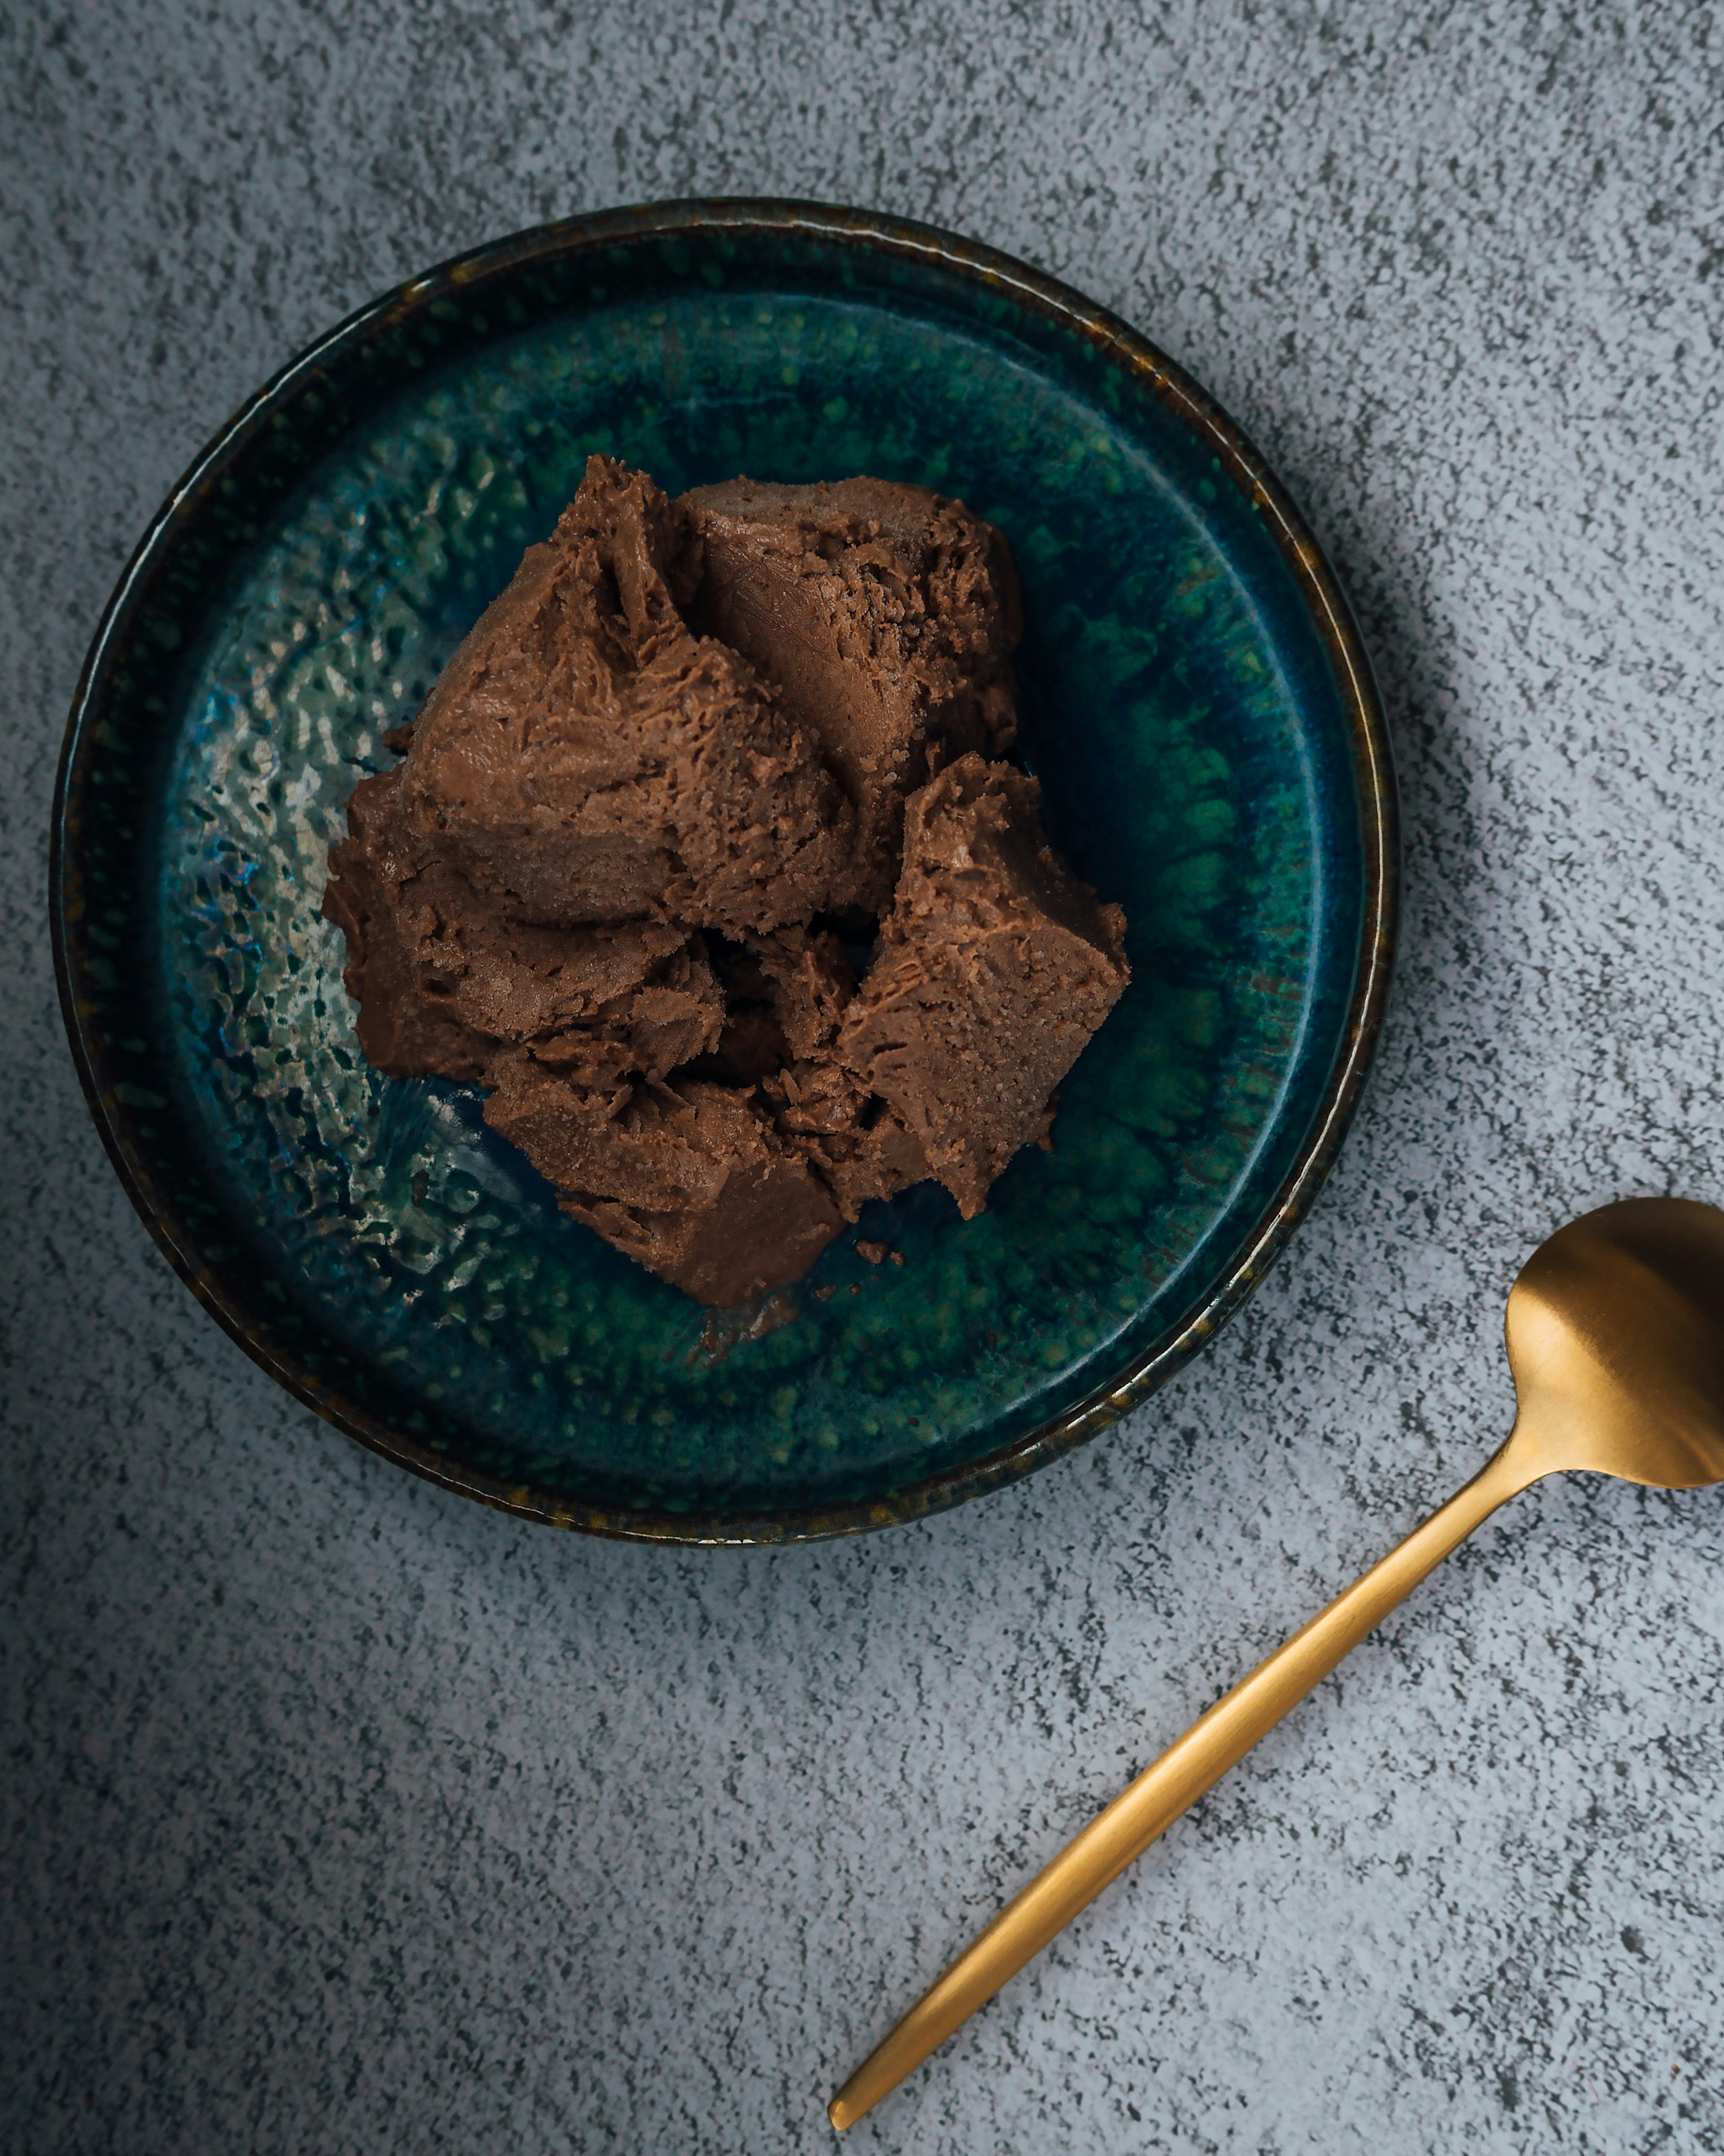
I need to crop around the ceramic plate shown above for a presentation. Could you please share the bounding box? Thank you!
[54,200,1395,1542]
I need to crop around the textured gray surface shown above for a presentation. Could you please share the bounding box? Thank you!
[5,2,1723,2149]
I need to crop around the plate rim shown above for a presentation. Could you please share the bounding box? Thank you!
[51,195,1398,1546]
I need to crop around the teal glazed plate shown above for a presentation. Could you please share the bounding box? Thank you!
[54,201,1396,1544]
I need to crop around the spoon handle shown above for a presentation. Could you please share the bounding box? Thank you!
[829,1438,1538,2130]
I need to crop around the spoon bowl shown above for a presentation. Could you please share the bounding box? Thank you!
[830,1196,1724,2129]
[1505,1196,1724,1489]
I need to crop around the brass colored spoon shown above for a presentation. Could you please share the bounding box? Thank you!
[830,1197,1724,2130]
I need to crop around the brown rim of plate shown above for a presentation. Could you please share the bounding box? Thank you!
[52,197,1398,1547]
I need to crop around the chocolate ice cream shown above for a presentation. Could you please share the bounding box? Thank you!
[684,476,1021,914]
[322,761,724,1088]
[835,753,1129,1218]
[324,456,1128,1305]
[400,458,854,933]
[484,1059,845,1311]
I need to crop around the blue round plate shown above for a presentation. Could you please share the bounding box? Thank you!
[53,201,1395,1543]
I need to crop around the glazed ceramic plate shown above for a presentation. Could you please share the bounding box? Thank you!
[54,201,1395,1542]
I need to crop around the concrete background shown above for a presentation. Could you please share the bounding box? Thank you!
[5,3,1722,2149]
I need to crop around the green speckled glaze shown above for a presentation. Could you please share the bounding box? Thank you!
[55,203,1395,1541]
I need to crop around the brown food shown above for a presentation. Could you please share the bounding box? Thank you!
[398,458,854,933]
[483,1058,843,1308]
[322,763,724,1087]
[323,455,1128,1305]
[684,476,1021,914]
[835,753,1129,1219]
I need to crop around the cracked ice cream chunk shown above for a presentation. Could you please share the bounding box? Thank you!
[836,752,1129,1218]
[322,761,723,1086]
[483,1058,845,1307]
[397,458,856,933]
[682,475,1021,913]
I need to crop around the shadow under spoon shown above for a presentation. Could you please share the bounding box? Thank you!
[830,1195,1724,2129]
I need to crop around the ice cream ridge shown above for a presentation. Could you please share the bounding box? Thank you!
[323,457,1129,1306]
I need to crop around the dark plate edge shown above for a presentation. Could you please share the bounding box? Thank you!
[51,195,1399,1547]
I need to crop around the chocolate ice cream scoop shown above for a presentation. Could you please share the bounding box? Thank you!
[683,476,1021,915]
[484,1057,845,1308]
[399,459,856,934]
[323,457,1128,1305]
[323,761,724,1087]
[837,753,1130,1219]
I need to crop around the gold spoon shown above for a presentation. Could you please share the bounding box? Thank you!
[830,1195,1724,2130]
